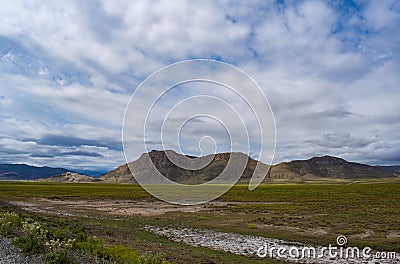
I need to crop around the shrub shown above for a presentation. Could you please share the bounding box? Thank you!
[45,238,75,264]
[141,252,170,264]
[0,211,21,237]
[247,223,257,229]
[103,245,142,263]
[198,215,208,221]
[14,220,48,254]
[74,235,105,258]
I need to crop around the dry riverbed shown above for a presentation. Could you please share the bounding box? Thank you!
[145,225,400,264]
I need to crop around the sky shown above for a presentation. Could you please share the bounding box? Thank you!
[0,0,399,175]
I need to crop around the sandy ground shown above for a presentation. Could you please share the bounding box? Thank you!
[9,198,289,217]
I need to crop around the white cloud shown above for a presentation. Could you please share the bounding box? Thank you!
[0,0,399,172]
[364,0,399,30]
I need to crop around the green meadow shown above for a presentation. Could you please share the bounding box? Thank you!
[1,180,399,263]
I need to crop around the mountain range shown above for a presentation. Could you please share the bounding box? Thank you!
[0,164,69,181]
[98,150,399,184]
[269,155,399,180]
[99,150,264,184]
[1,150,399,183]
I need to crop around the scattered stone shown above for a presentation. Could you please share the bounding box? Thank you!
[0,237,44,264]
[144,226,400,264]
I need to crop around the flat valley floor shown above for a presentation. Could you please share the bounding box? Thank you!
[0,180,399,263]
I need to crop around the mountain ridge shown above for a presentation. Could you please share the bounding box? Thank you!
[0,164,69,181]
[1,152,398,182]
[269,155,398,180]
[99,150,262,184]
[99,151,399,183]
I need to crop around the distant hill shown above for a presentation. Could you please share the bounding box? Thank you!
[38,172,100,183]
[0,164,69,181]
[379,166,400,172]
[99,150,266,184]
[100,151,399,184]
[270,156,399,180]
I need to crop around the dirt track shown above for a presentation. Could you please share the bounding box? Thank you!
[9,198,288,216]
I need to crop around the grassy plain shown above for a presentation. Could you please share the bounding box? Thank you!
[0,179,399,263]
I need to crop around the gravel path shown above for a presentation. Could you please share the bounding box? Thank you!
[0,237,44,264]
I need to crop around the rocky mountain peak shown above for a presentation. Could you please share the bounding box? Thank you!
[308,155,348,165]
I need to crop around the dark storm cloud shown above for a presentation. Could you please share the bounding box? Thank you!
[38,135,122,151]
[305,133,376,149]
[305,109,354,119]
[59,151,103,157]
[30,153,56,158]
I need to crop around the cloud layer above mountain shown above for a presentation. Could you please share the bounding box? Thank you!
[0,0,399,173]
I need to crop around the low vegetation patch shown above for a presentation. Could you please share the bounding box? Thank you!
[1,181,399,263]
[0,210,172,264]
